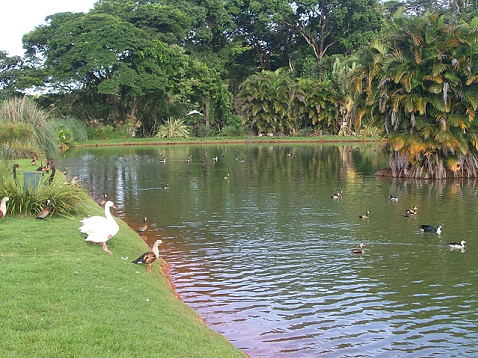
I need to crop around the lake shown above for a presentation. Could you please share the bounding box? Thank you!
[58,143,478,357]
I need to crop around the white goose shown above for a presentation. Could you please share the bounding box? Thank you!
[79,201,119,254]
[0,196,9,219]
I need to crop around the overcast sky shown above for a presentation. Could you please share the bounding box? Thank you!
[1,0,97,57]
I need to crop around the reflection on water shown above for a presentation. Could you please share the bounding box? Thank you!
[59,144,478,357]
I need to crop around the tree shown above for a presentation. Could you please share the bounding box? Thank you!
[350,13,478,178]
[280,0,383,63]
[23,11,199,129]
[238,68,340,135]
[0,52,23,98]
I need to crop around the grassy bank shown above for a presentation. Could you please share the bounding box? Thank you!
[0,194,243,357]
[76,134,376,147]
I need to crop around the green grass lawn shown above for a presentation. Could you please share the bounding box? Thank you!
[0,199,243,357]
[77,134,375,147]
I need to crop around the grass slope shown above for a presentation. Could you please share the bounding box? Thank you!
[0,199,243,358]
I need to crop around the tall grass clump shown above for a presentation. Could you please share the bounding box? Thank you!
[0,122,38,159]
[156,118,190,139]
[0,159,88,217]
[0,97,58,159]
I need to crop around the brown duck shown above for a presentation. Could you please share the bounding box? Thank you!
[36,199,51,219]
[137,217,148,233]
[132,240,162,273]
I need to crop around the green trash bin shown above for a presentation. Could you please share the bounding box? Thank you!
[24,171,44,189]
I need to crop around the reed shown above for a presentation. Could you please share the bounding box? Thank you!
[0,97,58,159]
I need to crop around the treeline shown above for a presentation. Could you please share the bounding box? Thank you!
[0,0,477,142]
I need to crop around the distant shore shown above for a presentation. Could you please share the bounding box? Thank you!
[74,135,379,148]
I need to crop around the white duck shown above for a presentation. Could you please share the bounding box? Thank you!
[79,201,119,254]
[0,196,10,219]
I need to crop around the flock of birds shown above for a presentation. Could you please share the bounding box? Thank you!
[328,191,468,254]
[3,152,467,271]
[1,161,162,273]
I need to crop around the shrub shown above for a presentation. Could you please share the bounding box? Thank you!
[220,124,245,137]
[0,160,88,217]
[155,118,190,139]
[85,119,135,140]
[192,123,218,138]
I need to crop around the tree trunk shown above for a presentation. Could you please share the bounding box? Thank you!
[205,94,210,127]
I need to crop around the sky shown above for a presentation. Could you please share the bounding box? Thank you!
[1,0,98,57]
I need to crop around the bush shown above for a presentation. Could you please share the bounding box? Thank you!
[85,119,135,140]
[0,159,88,217]
[155,118,190,139]
[220,124,245,137]
[192,123,218,138]
[293,127,314,137]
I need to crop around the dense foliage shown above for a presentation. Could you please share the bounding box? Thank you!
[2,0,478,176]
[351,12,478,178]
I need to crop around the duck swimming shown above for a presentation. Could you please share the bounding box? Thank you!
[331,190,343,199]
[419,223,444,234]
[388,195,398,202]
[359,211,370,219]
[352,243,365,254]
[448,240,466,250]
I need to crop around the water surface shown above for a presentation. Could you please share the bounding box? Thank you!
[58,144,478,357]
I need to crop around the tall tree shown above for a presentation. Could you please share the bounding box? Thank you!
[279,0,383,63]
[350,13,478,178]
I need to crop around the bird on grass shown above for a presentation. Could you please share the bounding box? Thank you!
[359,211,370,219]
[132,239,163,273]
[68,175,79,186]
[13,163,21,184]
[419,223,444,234]
[352,243,366,254]
[137,217,148,233]
[45,165,56,185]
[30,155,38,166]
[449,240,466,250]
[0,197,10,219]
[36,199,51,219]
[79,201,119,254]
[98,194,108,206]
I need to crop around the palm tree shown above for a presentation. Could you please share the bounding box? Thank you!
[350,13,478,178]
